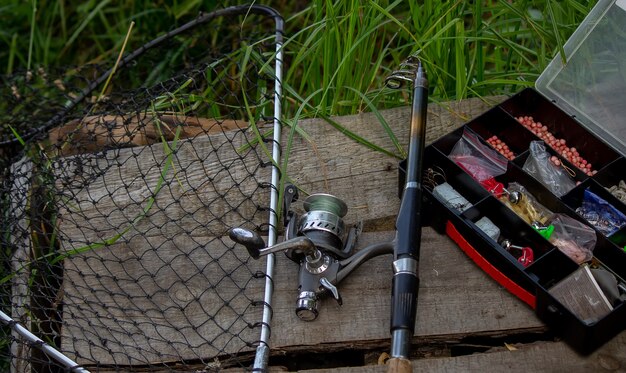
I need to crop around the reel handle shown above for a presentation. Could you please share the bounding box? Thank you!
[228,228,317,259]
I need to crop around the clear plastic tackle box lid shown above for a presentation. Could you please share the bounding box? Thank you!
[536,0,626,155]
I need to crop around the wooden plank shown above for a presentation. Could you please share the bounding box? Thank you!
[60,233,266,366]
[269,228,543,352]
[64,227,543,370]
[55,122,275,365]
[54,125,271,243]
[297,331,626,372]
[282,96,505,227]
[54,97,504,246]
[49,114,247,156]
[57,227,543,367]
[55,97,519,368]
[9,157,33,373]
[174,331,626,372]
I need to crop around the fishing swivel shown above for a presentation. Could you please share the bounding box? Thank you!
[229,184,393,321]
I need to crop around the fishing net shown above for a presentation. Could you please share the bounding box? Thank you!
[0,4,283,372]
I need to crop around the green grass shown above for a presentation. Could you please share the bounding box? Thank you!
[1,0,594,115]
[0,0,596,193]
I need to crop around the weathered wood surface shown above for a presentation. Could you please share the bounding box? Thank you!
[301,332,626,372]
[54,96,502,246]
[285,96,506,227]
[54,96,507,368]
[60,226,543,370]
[270,229,543,351]
[9,157,32,373]
[49,113,247,156]
[61,234,266,365]
[52,96,626,371]
[54,126,268,242]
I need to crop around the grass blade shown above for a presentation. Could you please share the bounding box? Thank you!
[546,0,567,65]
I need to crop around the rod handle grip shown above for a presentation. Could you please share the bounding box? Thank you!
[387,357,412,373]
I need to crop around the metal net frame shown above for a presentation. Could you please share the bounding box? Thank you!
[0,4,283,372]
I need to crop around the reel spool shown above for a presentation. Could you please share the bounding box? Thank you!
[298,194,348,254]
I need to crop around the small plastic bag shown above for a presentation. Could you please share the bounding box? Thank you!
[548,213,597,264]
[575,188,626,236]
[501,182,553,226]
[449,129,507,187]
[523,141,575,197]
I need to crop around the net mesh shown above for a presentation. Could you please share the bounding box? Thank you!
[0,5,282,372]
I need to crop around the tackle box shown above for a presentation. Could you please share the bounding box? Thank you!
[413,0,626,354]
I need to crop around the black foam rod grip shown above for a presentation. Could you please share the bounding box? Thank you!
[390,272,419,332]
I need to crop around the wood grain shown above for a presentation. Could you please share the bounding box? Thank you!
[299,331,626,372]
[54,125,271,243]
[284,97,505,227]
[53,96,503,247]
[60,234,266,365]
[269,229,542,351]
[59,227,542,367]
[9,157,33,373]
[49,113,247,156]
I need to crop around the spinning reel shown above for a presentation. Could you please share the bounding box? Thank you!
[229,184,393,321]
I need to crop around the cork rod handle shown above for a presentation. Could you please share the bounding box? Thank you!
[387,357,412,373]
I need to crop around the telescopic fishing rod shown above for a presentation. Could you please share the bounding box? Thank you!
[385,56,429,372]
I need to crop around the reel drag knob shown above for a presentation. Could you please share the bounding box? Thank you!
[295,291,319,321]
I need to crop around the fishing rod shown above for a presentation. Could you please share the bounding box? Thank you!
[385,56,429,372]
